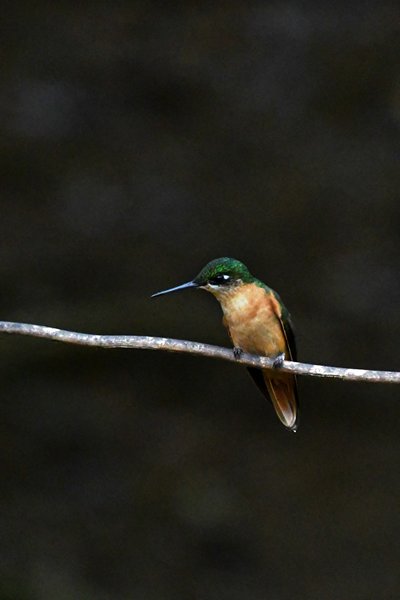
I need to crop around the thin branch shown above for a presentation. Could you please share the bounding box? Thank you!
[0,320,398,384]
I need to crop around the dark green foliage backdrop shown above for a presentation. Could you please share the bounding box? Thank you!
[1,2,400,599]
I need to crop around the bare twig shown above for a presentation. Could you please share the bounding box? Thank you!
[0,320,398,384]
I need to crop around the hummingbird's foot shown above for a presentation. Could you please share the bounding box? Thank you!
[273,352,285,369]
[233,346,243,360]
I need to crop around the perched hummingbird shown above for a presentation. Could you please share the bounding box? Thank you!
[152,257,299,431]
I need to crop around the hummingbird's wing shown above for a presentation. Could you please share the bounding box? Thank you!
[277,299,297,361]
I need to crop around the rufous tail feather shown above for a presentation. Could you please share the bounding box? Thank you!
[265,376,298,432]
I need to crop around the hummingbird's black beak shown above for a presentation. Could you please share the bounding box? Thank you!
[151,280,199,298]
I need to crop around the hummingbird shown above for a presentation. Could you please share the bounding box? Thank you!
[152,257,299,431]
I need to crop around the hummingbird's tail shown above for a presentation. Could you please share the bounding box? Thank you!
[247,367,299,431]
[264,375,298,432]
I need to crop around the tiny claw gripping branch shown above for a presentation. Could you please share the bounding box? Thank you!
[273,352,286,369]
[233,346,243,359]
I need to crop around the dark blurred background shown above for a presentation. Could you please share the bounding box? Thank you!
[1,2,400,599]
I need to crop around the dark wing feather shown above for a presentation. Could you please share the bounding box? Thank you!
[247,366,269,397]
[278,303,297,361]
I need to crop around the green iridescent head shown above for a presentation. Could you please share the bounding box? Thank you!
[193,257,253,287]
[151,257,253,297]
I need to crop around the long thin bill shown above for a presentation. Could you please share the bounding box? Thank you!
[151,280,198,298]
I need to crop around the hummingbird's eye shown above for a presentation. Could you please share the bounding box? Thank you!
[209,273,231,285]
